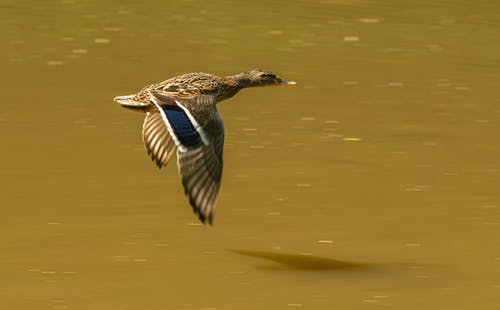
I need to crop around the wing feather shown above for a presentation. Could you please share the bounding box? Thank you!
[142,111,176,168]
[149,91,224,224]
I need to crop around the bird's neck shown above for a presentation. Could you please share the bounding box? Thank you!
[218,75,254,102]
[224,73,258,88]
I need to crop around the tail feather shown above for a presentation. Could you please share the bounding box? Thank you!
[114,95,152,112]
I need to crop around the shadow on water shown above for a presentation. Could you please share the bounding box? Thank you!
[231,249,376,271]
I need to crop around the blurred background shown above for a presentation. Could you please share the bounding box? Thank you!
[1,0,500,309]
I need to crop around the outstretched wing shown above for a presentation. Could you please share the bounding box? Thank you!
[149,91,224,224]
[142,111,176,168]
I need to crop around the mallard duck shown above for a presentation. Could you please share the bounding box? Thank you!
[114,69,296,224]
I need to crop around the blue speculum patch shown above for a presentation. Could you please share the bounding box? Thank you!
[162,105,201,147]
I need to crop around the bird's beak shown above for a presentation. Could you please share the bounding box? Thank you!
[279,79,297,86]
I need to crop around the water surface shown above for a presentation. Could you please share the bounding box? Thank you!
[1,0,500,309]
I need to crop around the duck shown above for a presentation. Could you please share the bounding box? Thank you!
[114,69,296,224]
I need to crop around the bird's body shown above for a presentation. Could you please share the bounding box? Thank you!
[115,69,295,224]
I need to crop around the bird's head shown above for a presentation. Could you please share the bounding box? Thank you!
[234,69,296,87]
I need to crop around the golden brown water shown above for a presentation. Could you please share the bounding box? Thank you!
[2,0,500,309]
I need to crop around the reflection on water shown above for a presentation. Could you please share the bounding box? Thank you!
[2,0,500,309]
[232,249,372,271]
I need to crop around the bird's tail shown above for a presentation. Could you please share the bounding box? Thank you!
[114,95,152,112]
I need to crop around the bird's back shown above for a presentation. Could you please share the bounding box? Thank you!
[155,72,223,97]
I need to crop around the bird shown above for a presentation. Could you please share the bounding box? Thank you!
[114,69,296,224]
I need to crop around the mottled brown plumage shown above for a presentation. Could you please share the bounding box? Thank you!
[114,69,295,224]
